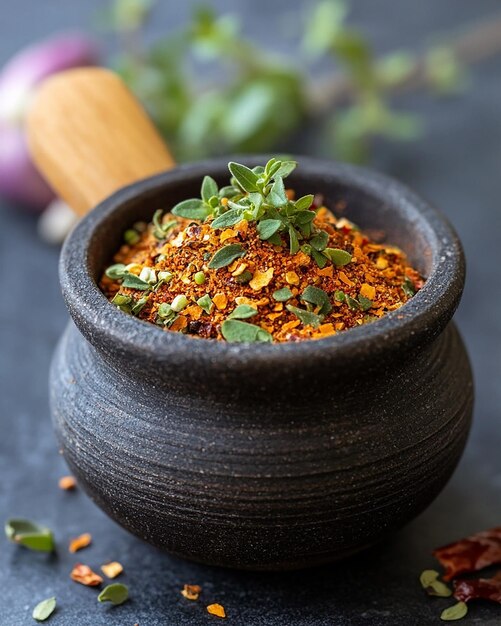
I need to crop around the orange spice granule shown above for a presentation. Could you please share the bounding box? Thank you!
[68,533,92,553]
[100,195,423,344]
[70,563,103,586]
[207,603,226,618]
[101,561,124,578]
[58,475,77,490]
[181,584,202,601]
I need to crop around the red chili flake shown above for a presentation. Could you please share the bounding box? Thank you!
[454,571,501,604]
[433,527,501,581]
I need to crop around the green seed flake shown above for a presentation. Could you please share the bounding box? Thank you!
[221,320,272,343]
[334,290,346,302]
[227,304,258,320]
[402,276,416,298]
[272,287,294,302]
[32,597,56,622]
[194,271,206,285]
[139,267,157,284]
[124,229,140,245]
[158,303,173,318]
[419,569,440,588]
[235,269,253,284]
[105,263,127,280]
[157,270,173,283]
[131,296,148,316]
[111,293,133,311]
[286,305,322,328]
[440,601,468,621]
[5,519,54,552]
[197,294,214,314]
[323,248,352,266]
[345,295,360,311]
[98,583,129,606]
[208,243,246,269]
[171,295,189,312]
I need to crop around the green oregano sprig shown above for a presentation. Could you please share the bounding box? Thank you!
[170,158,352,268]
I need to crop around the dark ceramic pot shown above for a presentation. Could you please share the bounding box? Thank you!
[51,156,473,570]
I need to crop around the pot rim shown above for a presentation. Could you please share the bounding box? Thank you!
[60,155,465,371]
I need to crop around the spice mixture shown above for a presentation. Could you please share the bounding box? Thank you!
[100,158,423,343]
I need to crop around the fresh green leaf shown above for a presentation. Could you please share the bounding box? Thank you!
[323,247,352,266]
[257,219,282,240]
[440,601,468,621]
[172,198,209,220]
[228,162,259,192]
[218,185,240,199]
[267,233,283,246]
[273,287,294,302]
[286,305,322,328]
[208,243,246,269]
[197,294,214,314]
[131,296,148,315]
[301,285,332,315]
[227,304,258,320]
[121,273,151,290]
[358,294,372,311]
[211,208,244,228]
[105,264,127,280]
[221,320,272,343]
[98,583,129,606]
[312,248,328,268]
[402,276,416,298]
[201,175,218,202]
[309,231,329,251]
[274,160,297,179]
[32,597,56,622]
[288,226,300,254]
[5,519,54,552]
[267,175,287,207]
[294,194,314,210]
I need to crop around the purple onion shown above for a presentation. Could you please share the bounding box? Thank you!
[0,32,99,210]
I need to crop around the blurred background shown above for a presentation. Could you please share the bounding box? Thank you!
[1,1,501,624]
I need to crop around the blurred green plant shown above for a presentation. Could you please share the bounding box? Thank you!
[101,0,466,164]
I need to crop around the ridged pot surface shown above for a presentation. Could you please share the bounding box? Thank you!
[51,156,473,569]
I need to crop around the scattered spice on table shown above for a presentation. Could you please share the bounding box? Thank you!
[98,583,129,606]
[32,596,57,622]
[5,518,54,552]
[433,526,501,580]
[70,563,103,586]
[101,561,124,579]
[100,158,423,343]
[68,532,92,553]
[181,584,202,601]
[58,475,77,490]
[420,526,501,621]
[207,603,226,618]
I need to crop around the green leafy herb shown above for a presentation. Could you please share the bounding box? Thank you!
[152,209,177,239]
[358,294,373,311]
[440,601,468,621]
[310,230,329,251]
[111,293,133,312]
[5,519,54,552]
[301,285,332,315]
[345,295,360,310]
[171,198,209,221]
[235,269,253,284]
[98,583,129,606]
[227,304,258,320]
[228,162,259,192]
[273,287,293,302]
[221,319,272,343]
[323,248,352,266]
[257,219,282,240]
[131,296,148,315]
[105,263,127,280]
[197,294,214,314]
[121,273,151,290]
[201,175,218,202]
[208,243,246,269]
[286,304,322,328]
[171,295,189,312]
[211,208,244,228]
[32,597,56,622]
[402,276,416,298]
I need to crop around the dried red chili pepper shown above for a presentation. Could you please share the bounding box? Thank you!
[454,572,501,604]
[433,527,501,581]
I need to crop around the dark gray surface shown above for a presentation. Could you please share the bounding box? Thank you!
[1,1,501,624]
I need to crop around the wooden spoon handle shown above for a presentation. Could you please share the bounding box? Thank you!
[27,68,175,216]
